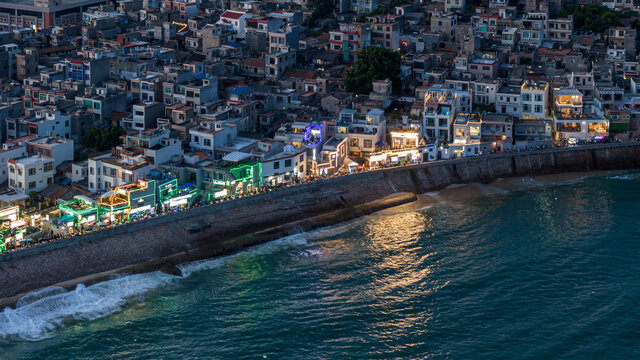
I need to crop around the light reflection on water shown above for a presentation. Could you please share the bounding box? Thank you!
[1,175,640,360]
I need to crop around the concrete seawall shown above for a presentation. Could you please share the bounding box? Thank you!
[1,143,639,301]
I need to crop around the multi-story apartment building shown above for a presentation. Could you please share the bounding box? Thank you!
[118,129,183,169]
[62,57,110,86]
[474,79,501,107]
[567,72,595,105]
[548,16,573,44]
[6,109,71,140]
[367,15,401,50]
[329,23,371,63]
[423,86,465,142]
[163,0,198,20]
[265,49,297,80]
[0,0,105,31]
[7,155,55,194]
[121,103,164,131]
[608,27,636,60]
[496,85,521,117]
[520,81,549,119]
[480,113,513,152]
[88,153,151,193]
[0,141,27,184]
[25,136,73,168]
[337,109,386,156]
[553,88,583,116]
[430,12,457,42]
[595,86,625,112]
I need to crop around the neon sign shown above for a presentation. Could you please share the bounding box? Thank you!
[303,123,323,146]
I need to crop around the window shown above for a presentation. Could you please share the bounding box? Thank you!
[273,161,280,170]
[28,168,36,175]
[285,159,292,167]
[364,140,372,148]
[350,138,359,147]
[44,162,53,172]
[299,155,304,162]
[204,138,211,147]
[28,181,36,189]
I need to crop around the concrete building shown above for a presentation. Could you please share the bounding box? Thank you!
[496,85,521,117]
[520,81,549,119]
[0,141,27,184]
[329,23,371,63]
[119,129,183,169]
[88,153,151,193]
[6,110,71,140]
[0,0,106,30]
[25,136,73,167]
[430,12,457,42]
[122,103,164,131]
[7,154,55,193]
[368,15,401,50]
[548,17,573,44]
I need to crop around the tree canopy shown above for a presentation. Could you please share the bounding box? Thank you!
[82,126,126,151]
[343,46,402,94]
[307,0,334,25]
[558,4,623,33]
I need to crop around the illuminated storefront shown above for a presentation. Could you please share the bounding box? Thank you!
[58,197,99,230]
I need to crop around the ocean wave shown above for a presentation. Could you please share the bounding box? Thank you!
[0,272,175,341]
[0,226,349,341]
[606,174,637,180]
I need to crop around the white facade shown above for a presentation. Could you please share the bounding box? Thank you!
[261,149,307,184]
[0,143,27,185]
[8,155,55,194]
[88,154,151,193]
[520,81,549,119]
[25,136,74,168]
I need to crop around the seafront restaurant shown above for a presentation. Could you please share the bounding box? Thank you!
[202,159,263,201]
[57,196,99,232]
[0,205,27,253]
[97,179,157,224]
[158,178,198,211]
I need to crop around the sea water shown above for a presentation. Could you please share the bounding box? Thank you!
[1,174,640,359]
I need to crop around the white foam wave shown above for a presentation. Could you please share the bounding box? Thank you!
[607,174,637,180]
[0,272,175,341]
[0,221,360,341]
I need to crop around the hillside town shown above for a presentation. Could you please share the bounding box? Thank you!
[0,0,639,252]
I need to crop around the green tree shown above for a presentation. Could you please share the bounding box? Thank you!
[82,126,125,151]
[307,0,334,26]
[343,46,402,94]
[559,4,622,33]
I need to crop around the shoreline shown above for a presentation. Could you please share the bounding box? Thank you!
[1,144,640,305]
[1,169,633,310]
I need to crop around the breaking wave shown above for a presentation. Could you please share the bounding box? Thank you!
[0,220,363,342]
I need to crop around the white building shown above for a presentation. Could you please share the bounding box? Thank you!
[217,10,250,38]
[8,155,55,194]
[120,129,183,169]
[496,85,521,116]
[6,109,71,140]
[25,136,74,168]
[0,142,27,185]
[520,81,549,119]
[87,153,151,193]
[423,85,470,142]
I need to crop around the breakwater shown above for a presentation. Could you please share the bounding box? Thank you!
[1,143,640,302]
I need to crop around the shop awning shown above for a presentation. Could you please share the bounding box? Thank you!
[59,214,76,223]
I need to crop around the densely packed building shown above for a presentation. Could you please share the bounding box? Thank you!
[0,0,639,250]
